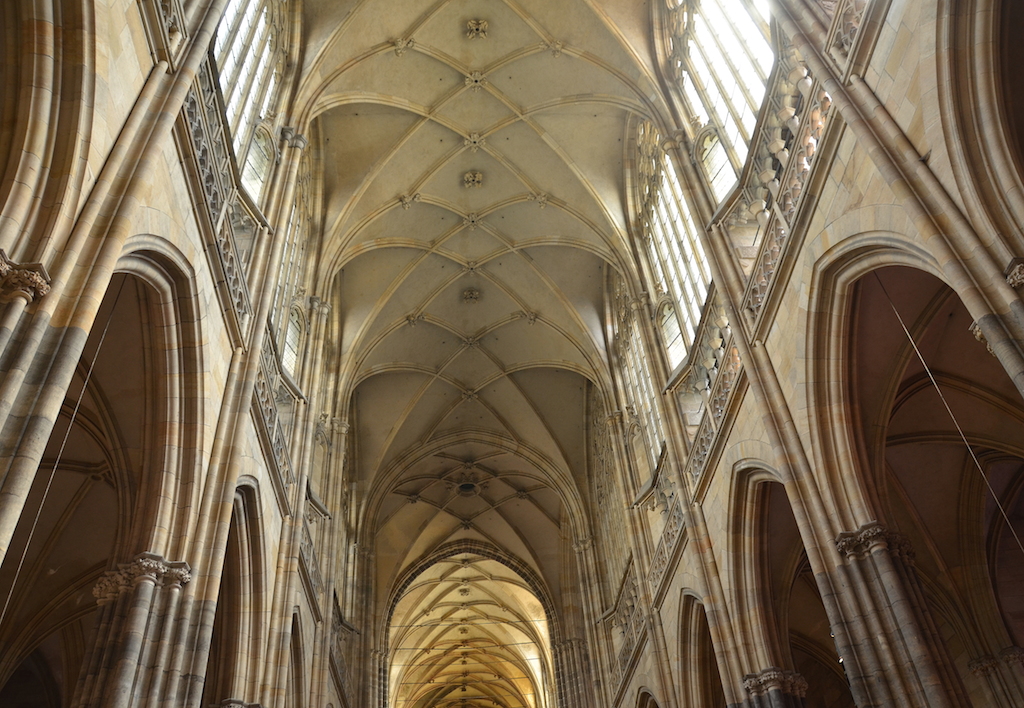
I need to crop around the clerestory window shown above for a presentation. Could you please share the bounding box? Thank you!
[667,0,773,202]
[214,0,284,199]
[272,152,314,367]
[636,121,712,370]
[613,276,666,474]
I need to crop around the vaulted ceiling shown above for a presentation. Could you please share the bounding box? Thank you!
[292,2,669,704]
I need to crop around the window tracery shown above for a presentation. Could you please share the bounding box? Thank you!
[272,152,314,362]
[613,277,665,476]
[635,122,712,370]
[214,0,285,190]
[667,0,774,201]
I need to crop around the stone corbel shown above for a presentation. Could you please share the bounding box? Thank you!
[0,250,50,303]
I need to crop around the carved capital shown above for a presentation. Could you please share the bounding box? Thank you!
[1004,258,1024,288]
[969,655,999,677]
[572,536,592,554]
[835,521,914,563]
[742,667,808,698]
[0,251,50,303]
[1000,646,1024,668]
[92,553,191,605]
[969,321,996,357]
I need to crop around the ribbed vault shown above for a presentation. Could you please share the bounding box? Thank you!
[294,0,669,703]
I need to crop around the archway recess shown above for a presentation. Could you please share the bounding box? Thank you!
[388,549,554,708]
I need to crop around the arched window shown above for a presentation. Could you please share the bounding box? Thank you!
[214,0,284,159]
[635,121,712,370]
[273,152,315,361]
[614,276,665,473]
[667,0,774,201]
[282,308,303,376]
[241,127,276,202]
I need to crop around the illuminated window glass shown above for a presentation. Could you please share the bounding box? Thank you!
[614,277,665,467]
[636,121,712,369]
[667,0,773,202]
[283,309,302,375]
[241,128,275,201]
[273,153,313,356]
[214,0,284,164]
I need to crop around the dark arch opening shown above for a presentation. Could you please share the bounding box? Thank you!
[1000,0,1024,177]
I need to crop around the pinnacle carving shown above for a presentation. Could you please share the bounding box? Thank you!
[92,553,191,605]
[0,250,51,303]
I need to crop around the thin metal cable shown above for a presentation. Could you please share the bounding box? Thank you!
[0,276,128,626]
[875,273,1024,559]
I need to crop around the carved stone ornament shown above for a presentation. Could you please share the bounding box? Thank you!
[1001,645,1024,668]
[463,213,480,229]
[399,193,421,209]
[92,553,191,605]
[462,287,480,303]
[393,37,415,56]
[464,133,485,152]
[465,72,486,91]
[463,171,483,189]
[969,321,996,357]
[968,655,999,677]
[0,250,51,303]
[547,40,564,57]
[1006,260,1024,289]
[466,20,488,39]
[742,667,808,698]
[529,192,548,208]
[835,521,915,563]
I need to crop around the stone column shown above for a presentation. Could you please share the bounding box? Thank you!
[831,522,970,708]
[71,553,191,708]
[969,647,1024,707]
[742,667,808,708]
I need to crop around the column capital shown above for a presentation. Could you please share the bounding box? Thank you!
[742,667,808,699]
[92,552,191,605]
